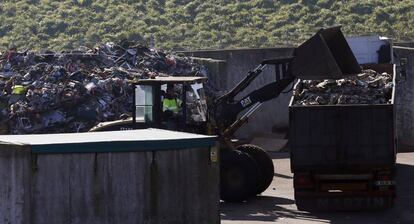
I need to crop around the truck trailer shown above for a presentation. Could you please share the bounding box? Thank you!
[289,63,396,210]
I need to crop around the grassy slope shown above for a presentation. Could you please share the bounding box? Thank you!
[0,0,413,51]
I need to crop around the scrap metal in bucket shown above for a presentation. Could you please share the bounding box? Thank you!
[292,69,393,106]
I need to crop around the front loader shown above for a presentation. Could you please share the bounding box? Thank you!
[90,26,361,202]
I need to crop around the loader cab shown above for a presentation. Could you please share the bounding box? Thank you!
[89,76,208,132]
[134,76,208,133]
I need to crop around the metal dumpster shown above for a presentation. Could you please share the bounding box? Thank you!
[289,64,396,173]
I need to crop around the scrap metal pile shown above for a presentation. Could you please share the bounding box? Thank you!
[292,69,393,106]
[0,42,207,134]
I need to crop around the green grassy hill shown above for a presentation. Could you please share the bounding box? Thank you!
[0,0,413,51]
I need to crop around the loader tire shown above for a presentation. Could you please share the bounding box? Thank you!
[220,149,260,202]
[236,144,274,195]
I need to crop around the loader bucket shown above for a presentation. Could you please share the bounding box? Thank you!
[291,26,361,79]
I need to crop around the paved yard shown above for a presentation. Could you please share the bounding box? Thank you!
[221,152,414,224]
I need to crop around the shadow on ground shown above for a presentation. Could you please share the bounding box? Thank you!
[220,196,323,222]
[274,172,293,179]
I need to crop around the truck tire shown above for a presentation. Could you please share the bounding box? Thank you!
[220,149,260,202]
[236,144,274,195]
[294,195,308,211]
[387,196,395,208]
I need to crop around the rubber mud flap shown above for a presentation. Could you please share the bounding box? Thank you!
[220,149,260,202]
[236,144,274,195]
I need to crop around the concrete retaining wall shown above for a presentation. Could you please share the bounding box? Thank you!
[0,145,219,224]
[182,48,295,139]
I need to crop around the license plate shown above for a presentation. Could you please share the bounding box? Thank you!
[375,180,395,186]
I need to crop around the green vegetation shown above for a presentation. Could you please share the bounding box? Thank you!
[0,0,413,51]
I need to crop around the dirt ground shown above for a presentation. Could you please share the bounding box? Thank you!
[220,152,414,224]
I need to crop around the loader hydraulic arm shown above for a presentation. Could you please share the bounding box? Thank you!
[212,58,295,137]
[221,76,294,138]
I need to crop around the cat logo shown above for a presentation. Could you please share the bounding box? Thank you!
[240,97,252,108]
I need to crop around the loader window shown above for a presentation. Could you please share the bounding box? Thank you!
[135,85,153,122]
[186,83,207,123]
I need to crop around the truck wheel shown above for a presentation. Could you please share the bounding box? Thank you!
[294,196,309,211]
[236,144,274,195]
[384,196,395,209]
[220,149,260,202]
